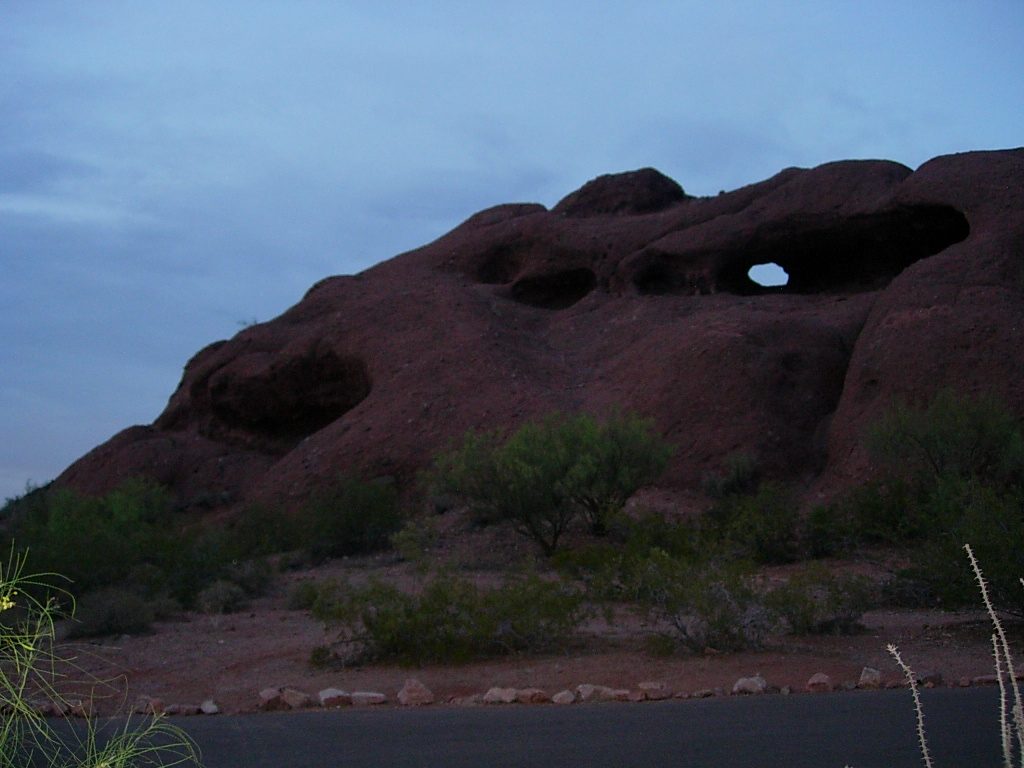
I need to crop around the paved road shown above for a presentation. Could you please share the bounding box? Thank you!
[174,686,1001,768]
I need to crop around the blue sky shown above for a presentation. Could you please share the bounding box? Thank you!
[2,1,1022,501]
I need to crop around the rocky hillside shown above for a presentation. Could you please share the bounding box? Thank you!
[56,149,1024,513]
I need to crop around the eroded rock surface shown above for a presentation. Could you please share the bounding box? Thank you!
[56,149,1024,512]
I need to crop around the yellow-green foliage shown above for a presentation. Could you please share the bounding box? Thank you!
[0,550,202,768]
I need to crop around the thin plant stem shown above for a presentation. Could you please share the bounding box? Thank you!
[965,543,1024,767]
[888,644,933,768]
[994,633,1015,768]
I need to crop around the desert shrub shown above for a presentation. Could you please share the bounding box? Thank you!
[219,557,272,598]
[803,479,925,558]
[701,451,760,498]
[1,551,203,767]
[68,586,156,638]
[553,511,705,603]
[633,550,779,653]
[561,410,676,536]
[303,475,403,560]
[863,391,1024,613]
[197,580,248,615]
[704,482,802,564]
[1,479,281,611]
[6,478,183,595]
[310,573,585,665]
[288,580,320,611]
[867,388,1024,489]
[909,479,1024,614]
[429,409,673,554]
[765,563,872,635]
[389,516,439,567]
[222,503,311,558]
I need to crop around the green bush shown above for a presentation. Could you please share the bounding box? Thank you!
[804,479,924,556]
[701,451,760,498]
[765,563,872,635]
[68,586,156,638]
[288,580,320,611]
[704,482,802,565]
[909,479,1024,613]
[303,475,403,560]
[429,410,673,554]
[5,478,182,596]
[310,573,585,665]
[863,390,1024,614]
[1,479,279,610]
[197,580,248,615]
[553,511,704,603]
[221,503,311,558]
[633,550,779,653]
[867,389,1024,488]
[389,516,439,567]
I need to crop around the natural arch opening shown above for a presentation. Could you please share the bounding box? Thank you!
[748,262,789,288]
[715,204,970,295]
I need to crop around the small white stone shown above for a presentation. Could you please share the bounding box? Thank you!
[482,687,518,704]
[200,699,220,715]
[806,673,833,693]
[732,676,768,695]
[319,688,352,708]
[398,679,434,706]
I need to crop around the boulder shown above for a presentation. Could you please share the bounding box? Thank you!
[552,690,576,705]
[281,688,311,709]
[398,679,435,706]
[482,687,518,705]
[857,668,882,689]
[51,150,1024,523]
[515,688,550,704]
[67,699,92,718]
[165,704,201,716]
[319,688,352,708]
[134,695,165,716]
[913,671,944,688]
[806,673,833,693]
[259,688,286,711]
[200,699,221,715]
[638,682,672,701]
[732,676,768,695]
[351,692,387,706]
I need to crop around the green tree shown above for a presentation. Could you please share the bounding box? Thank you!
[430,410,673,555]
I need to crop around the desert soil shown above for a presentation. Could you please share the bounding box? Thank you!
[55,553,1014,717]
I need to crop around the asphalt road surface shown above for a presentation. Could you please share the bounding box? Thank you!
[174,686,1001,768]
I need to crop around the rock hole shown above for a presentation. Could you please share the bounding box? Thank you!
[716,204,970,295]
[748,263,789,288]
[506,268,598,309]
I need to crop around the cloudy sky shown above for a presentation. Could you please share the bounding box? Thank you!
[2,2,1022,501]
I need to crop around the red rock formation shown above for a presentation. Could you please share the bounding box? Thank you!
[56,149,1024,512]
